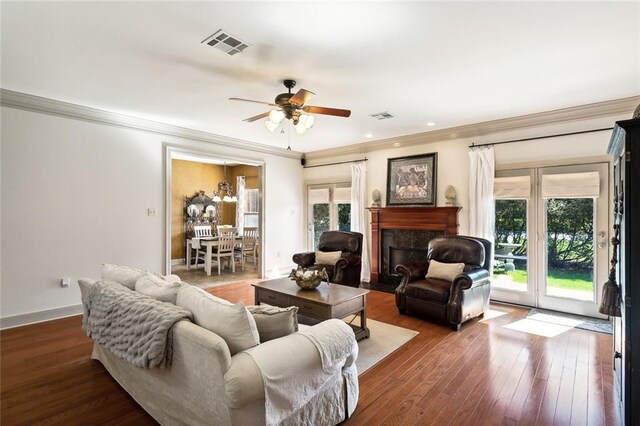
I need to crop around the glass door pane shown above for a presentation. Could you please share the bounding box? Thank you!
[544,198,595,301]
[537,163,608,318]
[311,203,329,249]
[493,199,529,292]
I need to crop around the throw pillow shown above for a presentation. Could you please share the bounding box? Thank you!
[78,277,97,304]
[315,251,342,266]
[175,285,259,355]
[101,264,146,290]
[135,274,182,304]
[426,260,465,282]
[153,272,182,284]
[248,305,299,343]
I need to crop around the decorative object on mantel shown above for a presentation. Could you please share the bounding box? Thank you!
[213,163,238,203]
[229,79,351,135]
[371,189,381,207]
[289,266,327,290]
[444,185,457,206]
[386,152,437,206]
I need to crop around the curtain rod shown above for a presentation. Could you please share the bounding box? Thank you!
[468,127,614,149]
[302,158,368,169]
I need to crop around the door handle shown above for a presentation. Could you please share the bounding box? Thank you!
[598,243,607,249]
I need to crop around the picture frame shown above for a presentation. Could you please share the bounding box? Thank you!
[386,152,437,206]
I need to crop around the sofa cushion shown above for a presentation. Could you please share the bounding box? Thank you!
[158,273,182,284]
[404,278,451,304]
[101,264,146,290]
[248,305,299,343]
[315,251,342,266]
[135,274,182,304]
[426,259,464,282]
[176,285,259,355]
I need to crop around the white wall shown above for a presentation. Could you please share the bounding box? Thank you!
[1,106,303,320]
[303,115,626,263]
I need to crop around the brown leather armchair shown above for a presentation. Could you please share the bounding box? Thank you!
[395,236,491,330]
[292,231,363,287]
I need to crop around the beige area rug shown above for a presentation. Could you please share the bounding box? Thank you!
[347,318,419,375]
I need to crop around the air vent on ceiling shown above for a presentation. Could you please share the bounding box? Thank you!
[201,29,250,56]
[369,111,394,120]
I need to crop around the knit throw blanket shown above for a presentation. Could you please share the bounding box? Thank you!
[82,280,192,369]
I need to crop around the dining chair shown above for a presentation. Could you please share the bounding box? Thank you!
[236,227,258,271]
[212,226,236,275]
[191,225,213,269]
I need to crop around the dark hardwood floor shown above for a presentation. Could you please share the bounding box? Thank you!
[1,281,621,425]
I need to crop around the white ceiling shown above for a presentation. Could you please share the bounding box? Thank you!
[2,1,638,153]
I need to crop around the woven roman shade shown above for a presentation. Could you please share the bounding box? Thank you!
[493,176,531,199]
[541,171,600,198]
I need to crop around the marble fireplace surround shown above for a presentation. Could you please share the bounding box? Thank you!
[367,207,461,284]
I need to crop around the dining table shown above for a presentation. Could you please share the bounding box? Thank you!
[186,236,243,276]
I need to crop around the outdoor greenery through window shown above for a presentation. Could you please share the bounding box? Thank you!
[545,198,594,300]
[493,199,528,291]
[308,184,351,250]
[493,197,595,300]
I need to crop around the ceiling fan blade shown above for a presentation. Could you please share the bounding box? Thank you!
[229,97,276,107]
[288,89,316,107]
[243,111,270,122]
[303,105,351,118]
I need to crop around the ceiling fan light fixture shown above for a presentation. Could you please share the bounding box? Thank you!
[265,120,278,132]
[269,109,285,124]
[295,121,307,135]
[303,114,315,129]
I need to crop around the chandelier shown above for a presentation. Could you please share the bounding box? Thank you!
[213,163,237,203]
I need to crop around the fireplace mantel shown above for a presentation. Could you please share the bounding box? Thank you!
[367,206,461,283]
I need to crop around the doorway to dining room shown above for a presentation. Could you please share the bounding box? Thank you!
[165,147,264,288]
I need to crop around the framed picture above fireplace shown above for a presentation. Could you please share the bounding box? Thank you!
[386,152,437,206]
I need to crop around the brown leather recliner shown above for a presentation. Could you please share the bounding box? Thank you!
[292,231,363,287]
[395,236,491,330]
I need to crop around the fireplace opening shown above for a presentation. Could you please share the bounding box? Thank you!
[389,247,430,275]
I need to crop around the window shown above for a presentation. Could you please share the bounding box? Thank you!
[244,188,259,227]
[307,183,351,250]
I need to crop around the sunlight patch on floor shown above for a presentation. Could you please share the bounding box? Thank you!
[479,308,510,322]
[503,318,573,337]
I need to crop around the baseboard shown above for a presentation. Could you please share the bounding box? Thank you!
[171,258,185,266]
[0,304,83,330]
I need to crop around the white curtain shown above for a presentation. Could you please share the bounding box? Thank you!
[236,176,245,235]
[351,161,371,282]
[468,147,495,243]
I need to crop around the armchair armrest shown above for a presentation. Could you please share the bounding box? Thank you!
[451,268,490,292]
[292,251,316,267]
[395,261,430,284]
[335,254,361,269]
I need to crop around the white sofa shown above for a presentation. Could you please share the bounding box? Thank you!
[79,273,359,426]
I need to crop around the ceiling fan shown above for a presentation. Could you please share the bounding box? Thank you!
[229,79,351,135]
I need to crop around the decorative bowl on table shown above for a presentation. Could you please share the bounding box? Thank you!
[289,267,327,290]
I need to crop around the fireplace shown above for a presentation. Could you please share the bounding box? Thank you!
[367,206,460,283]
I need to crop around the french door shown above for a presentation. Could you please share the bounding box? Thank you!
[307,183,351,250]
[491,162,609,318]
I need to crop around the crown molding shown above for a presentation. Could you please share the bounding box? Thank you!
[305,95,640,160]
[0,89,301,159]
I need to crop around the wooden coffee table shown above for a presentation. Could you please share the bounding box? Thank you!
[252,277,370,341]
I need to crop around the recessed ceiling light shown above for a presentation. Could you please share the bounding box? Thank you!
[426,122,436,127]
[365,133,374,138]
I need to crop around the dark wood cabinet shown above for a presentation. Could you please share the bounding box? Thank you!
[608,118,640,425]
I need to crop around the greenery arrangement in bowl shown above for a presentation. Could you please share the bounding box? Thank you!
[289,266,328,290]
